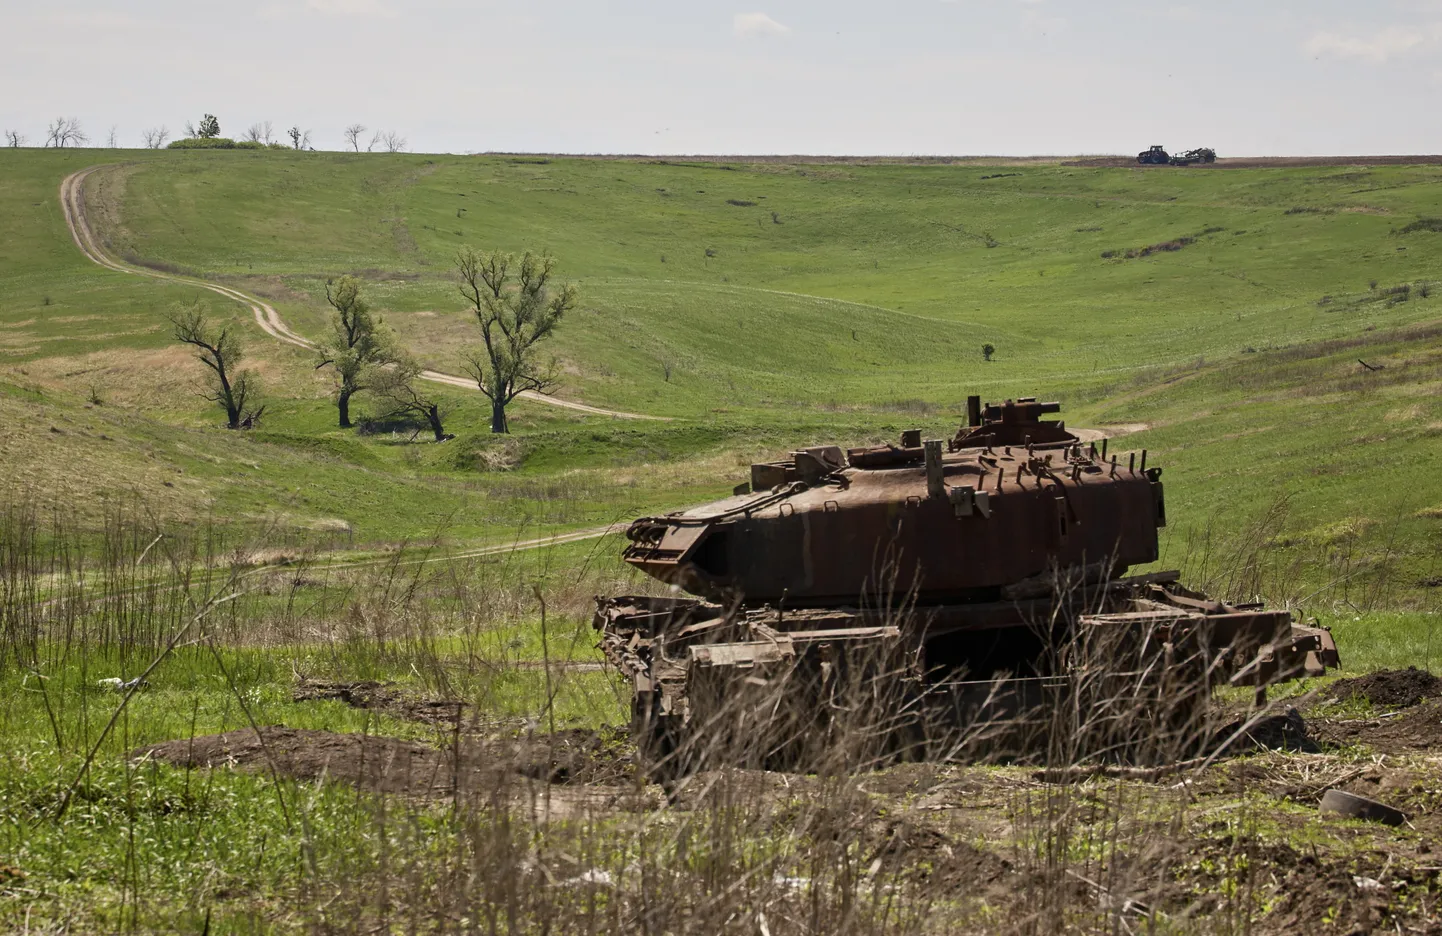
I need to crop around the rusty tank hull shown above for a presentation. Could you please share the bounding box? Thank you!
[595,397,1339,775]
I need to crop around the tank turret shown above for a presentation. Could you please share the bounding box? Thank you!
[623,396,1160,605]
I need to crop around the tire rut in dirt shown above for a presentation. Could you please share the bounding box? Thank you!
[136,725,636,796]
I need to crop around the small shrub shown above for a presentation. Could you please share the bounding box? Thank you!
[725,199,756,207]
[166,137,276,150]
[1316,295,1333,306]
[1369,280,1379,290]
[1398,217,1442,234]
[1100,249,1119,259]
[1127,237,1194,259]
[1284,206,1333,215]
[1380,283,1411,305]
[168,137,238,149]
[981,343,995,362]
[771,211,781,224]
[1419,282,1432,298]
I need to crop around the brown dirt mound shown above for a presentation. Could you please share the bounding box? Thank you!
[136,725,634,796]
[1325,667,1442,709]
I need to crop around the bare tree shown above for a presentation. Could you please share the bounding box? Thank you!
[373,358,451,442]
[243,121,274,144]
[45,118,88,148]
[343,124,366,152]
[169,303,261,429]
[287,126,312,150]
[370,130,406,153]
[3,130,24,147]
[141,126,169,149]
[315,276,403,428]
[105,126,118,148]
[457,248,577,433]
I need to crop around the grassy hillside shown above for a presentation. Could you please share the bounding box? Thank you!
[1,149,1440,604]
[96,152,1442,411]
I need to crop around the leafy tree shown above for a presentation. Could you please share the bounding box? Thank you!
[982,343,996,362]
[457,249,576,434]
[169,303,261,429]
[196,114,221,138]
[287,126,312,150]
[315,276,402,428]
[373,358,451,442]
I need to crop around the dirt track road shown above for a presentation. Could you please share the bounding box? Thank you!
[60,165,665,422]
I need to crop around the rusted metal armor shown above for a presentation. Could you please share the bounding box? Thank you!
[596,397,1338,771]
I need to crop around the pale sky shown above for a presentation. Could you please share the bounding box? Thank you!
[3,0,1440,156]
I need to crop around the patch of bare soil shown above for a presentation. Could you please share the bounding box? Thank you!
[1186,840,1442,936]
[136,725,636,796]
[293,678,467,727]
[1311,701,1442,755]
[1325,667,1442,709]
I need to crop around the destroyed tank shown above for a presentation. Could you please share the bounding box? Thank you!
[595,397,1339,775]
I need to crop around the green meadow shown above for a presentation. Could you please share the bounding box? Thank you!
[3,148,1440,598]
[1,148,1441,930]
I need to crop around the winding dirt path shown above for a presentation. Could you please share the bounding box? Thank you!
[60,165,665,421]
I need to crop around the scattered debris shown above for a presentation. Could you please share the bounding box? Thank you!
[1319,788,1406,826]
[1215,708,1318,754]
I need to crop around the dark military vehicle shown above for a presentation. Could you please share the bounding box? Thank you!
[595,397,1337,774]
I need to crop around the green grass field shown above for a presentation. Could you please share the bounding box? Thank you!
[2,148,1441,931]
[4,148,1439,597]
